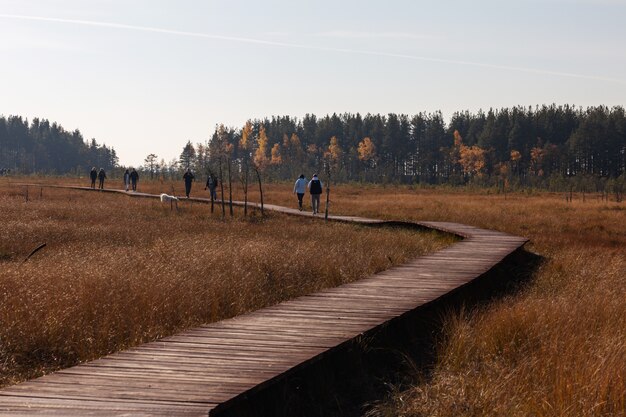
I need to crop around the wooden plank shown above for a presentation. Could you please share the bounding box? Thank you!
[0,394,210,412]
[2,184,528,416]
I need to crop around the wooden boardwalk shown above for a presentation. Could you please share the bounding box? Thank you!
[0,185,528,416]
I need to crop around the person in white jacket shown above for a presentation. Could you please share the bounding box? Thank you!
[123,169,130,192]
[293,174,307,211]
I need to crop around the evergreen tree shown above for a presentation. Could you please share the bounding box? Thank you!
[179,141,196,170]
[0,115,117,174]
[144,154,158,179]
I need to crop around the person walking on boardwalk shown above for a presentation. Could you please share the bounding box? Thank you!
[97,168,106,190]
[89,167,97,189]
[130,168,139,191]
[205,174,218,201]
[123,169,130,191]
[183,168,195,198]
[307,173,323,215]
[293,174,307,211]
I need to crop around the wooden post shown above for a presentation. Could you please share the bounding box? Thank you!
[323,166,332,221]
[255,169,264,216]
[324,180,330,221]
[219,159,226,219]
[24,186,29,202]
[228,159,233,217]
[243,166,248,217]
[208,174,215,214]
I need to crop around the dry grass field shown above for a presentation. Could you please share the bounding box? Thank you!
[261,182,624,417]
[257,182,624,417]
[201,178,624,416]
[0,177,451,388]
[1,176,624,416]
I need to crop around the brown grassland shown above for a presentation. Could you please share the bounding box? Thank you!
[261,181,625,417]
[0,177,451,387]
[1,176,625,416]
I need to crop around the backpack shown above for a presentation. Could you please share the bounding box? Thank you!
[310,179,322,194]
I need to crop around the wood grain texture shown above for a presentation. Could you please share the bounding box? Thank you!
[1,184,528,416]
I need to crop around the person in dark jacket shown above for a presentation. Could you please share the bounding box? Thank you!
[130,168,139,191]
[183,168,195,198]
[307,173,323,214]
[205,174,218,200]
[98,168,106,190]
[90,167,97,189]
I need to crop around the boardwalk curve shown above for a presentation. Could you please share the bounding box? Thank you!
[1,184,528,416]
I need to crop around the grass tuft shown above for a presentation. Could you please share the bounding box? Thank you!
[0,179,450,387]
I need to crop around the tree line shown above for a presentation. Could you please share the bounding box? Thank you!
[0,115,118,174]
[166,105,624,193]
[3,105,624,194]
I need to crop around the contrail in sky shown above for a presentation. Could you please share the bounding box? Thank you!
[1,13,624,86]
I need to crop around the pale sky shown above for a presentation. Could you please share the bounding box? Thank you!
[1,0,625,166]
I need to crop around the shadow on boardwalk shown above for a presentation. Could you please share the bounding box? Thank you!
[216,249,543,417]
[2,184,532,416]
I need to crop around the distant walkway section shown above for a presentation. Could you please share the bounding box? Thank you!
[0,184,528,416]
